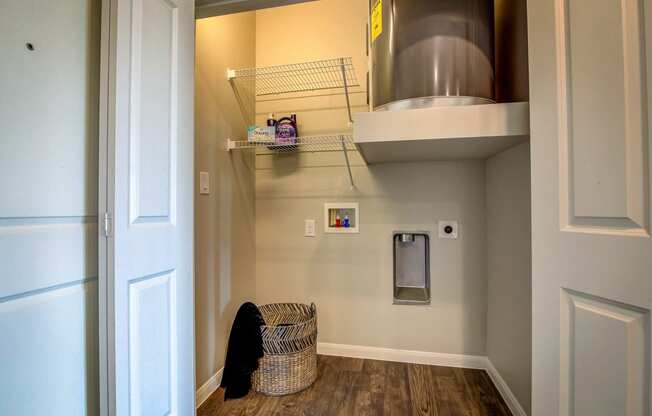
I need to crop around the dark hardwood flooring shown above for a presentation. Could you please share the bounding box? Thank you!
[197,355,512,416]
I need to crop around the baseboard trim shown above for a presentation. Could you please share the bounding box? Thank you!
[317,342,526,416]
[484,359,527,416]
[196,367,223,409]
[317,342,487,369]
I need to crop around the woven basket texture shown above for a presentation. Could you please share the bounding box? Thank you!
[252,303,318,396]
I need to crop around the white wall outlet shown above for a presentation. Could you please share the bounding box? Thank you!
[199,171,210,195]
[438,220,458,239]
[304,219,316,237]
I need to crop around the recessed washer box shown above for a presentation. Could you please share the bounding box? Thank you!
[324,202,359,234]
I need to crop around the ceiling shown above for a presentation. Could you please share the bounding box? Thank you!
[195,0,318,18]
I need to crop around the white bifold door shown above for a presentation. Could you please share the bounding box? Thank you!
[529,0,652,415]
[101,0,195,414]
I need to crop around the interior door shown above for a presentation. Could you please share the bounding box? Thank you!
[0,0,101,414]
[102,0,195,414]
[528,0,652,415]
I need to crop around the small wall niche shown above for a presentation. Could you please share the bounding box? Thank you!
[324,202,359,234]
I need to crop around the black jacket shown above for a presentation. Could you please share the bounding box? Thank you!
[220,302,265,400]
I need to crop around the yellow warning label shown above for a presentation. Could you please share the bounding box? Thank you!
[371,0,382,42]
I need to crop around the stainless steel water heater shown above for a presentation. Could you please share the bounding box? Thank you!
[370,0,495,111]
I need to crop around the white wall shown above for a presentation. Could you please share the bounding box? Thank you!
[194,12,257,388]
[486,142,532,414]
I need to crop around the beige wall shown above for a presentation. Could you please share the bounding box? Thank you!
[486,142,532,414]
[255,0,368,138]
[194,0,531,388]
[254,0,487,356]
[256,160,488,354]
[195,12,257,388]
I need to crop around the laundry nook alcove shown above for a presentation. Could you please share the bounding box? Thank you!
[194,0,531,415]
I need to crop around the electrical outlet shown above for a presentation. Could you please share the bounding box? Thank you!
[305,219,316,237]
[438,221,458,239]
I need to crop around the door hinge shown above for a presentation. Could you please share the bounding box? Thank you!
[103,212,112,237]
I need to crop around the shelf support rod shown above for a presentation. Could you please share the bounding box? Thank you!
[340,135,355,188]
[340,58,353,124]
[228,76,254,127]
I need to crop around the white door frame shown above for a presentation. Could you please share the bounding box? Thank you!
[98,0,114,414]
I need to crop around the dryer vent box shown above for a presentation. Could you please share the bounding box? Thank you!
[393,231,430,305]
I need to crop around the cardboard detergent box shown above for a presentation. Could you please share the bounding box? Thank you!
[247,125,275,144]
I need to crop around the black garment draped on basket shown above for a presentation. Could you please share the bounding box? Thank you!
[220,302,266,400]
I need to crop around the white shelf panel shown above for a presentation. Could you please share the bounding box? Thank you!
[353,102,530,164]
[228,134,356,155]
[227,57,359,96]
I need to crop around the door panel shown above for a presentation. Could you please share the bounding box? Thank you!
[0,222,97,298]
[104,0,194,413]
[0,0,101,414]
[129,0,178,222]
[0,0,100,218]
[529,0,652,414]
[128,272,175,415]
[560,290,650,416]
[557,0,649,233]
[0,282,98,415]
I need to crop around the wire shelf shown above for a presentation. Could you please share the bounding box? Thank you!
[226,58,359,187]
[228,134,356,154]
[228,57,359,96]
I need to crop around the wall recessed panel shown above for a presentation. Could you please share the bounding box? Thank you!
[129,0,178,223]
[560,289,650,416]
[557,0,649,234]
[129,272,176,415]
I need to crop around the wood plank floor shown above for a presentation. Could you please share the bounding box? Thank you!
[197,355,512,416]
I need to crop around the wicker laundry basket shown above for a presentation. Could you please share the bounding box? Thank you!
[252,303,318,396]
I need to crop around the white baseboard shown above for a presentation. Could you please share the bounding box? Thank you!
[484,359,527,416]
[196,367,223,409]
[317,342,487,369]
[317,342,526,416]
